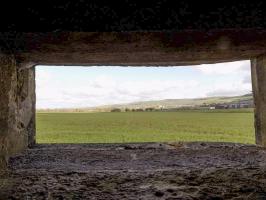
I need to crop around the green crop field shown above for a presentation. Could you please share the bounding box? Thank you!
[36,109,255,144]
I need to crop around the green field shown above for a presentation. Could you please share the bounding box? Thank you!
[36,109,255,144]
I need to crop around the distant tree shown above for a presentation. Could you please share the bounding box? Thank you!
[136,108,144,112]
[111,108,121,112]
[145,107,155,112]
[125,108,131,112]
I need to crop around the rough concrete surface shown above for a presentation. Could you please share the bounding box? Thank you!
[1,142,266,199]
[251,55,266,146]
[15,31,266,66]
[0,54,20,169]
[0,54,35,169]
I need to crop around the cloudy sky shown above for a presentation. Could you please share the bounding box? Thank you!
[36,60,252,109]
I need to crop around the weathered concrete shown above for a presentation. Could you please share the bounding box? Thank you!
[2,142,266,199]
[12,30,266,66]
[251,55,266,146]
[0,54,19,169]
[0,54,35,169]
[17,66,36,147]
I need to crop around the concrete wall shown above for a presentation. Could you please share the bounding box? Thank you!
[0,54,35,169]
[251,55,266,146]
[17,66,36,147]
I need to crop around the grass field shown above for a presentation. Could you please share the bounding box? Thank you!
[36,109,255,144]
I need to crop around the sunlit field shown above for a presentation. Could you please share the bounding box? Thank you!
[36,109,255,144]
[37,110,255,144]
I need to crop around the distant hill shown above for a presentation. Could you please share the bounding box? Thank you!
[37,93,253,113]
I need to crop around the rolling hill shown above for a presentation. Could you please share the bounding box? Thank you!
[37,93,253,112]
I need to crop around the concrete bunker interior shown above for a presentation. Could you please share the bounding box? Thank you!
[1,31,265,159]
[2,1,266,198]
[1,32,266,199]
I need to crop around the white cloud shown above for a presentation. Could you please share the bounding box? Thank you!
[49,79,199,108]
[36,73,201,108]
[205,81,252,97]
[196,60,250,75]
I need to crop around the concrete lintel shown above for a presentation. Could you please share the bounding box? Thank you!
[13,30,266,66]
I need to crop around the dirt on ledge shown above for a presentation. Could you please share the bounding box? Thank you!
[1,142,266,199]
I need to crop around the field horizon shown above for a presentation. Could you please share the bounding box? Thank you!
[37,93,253,113]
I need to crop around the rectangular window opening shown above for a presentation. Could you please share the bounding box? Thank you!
[36,60,255,144]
